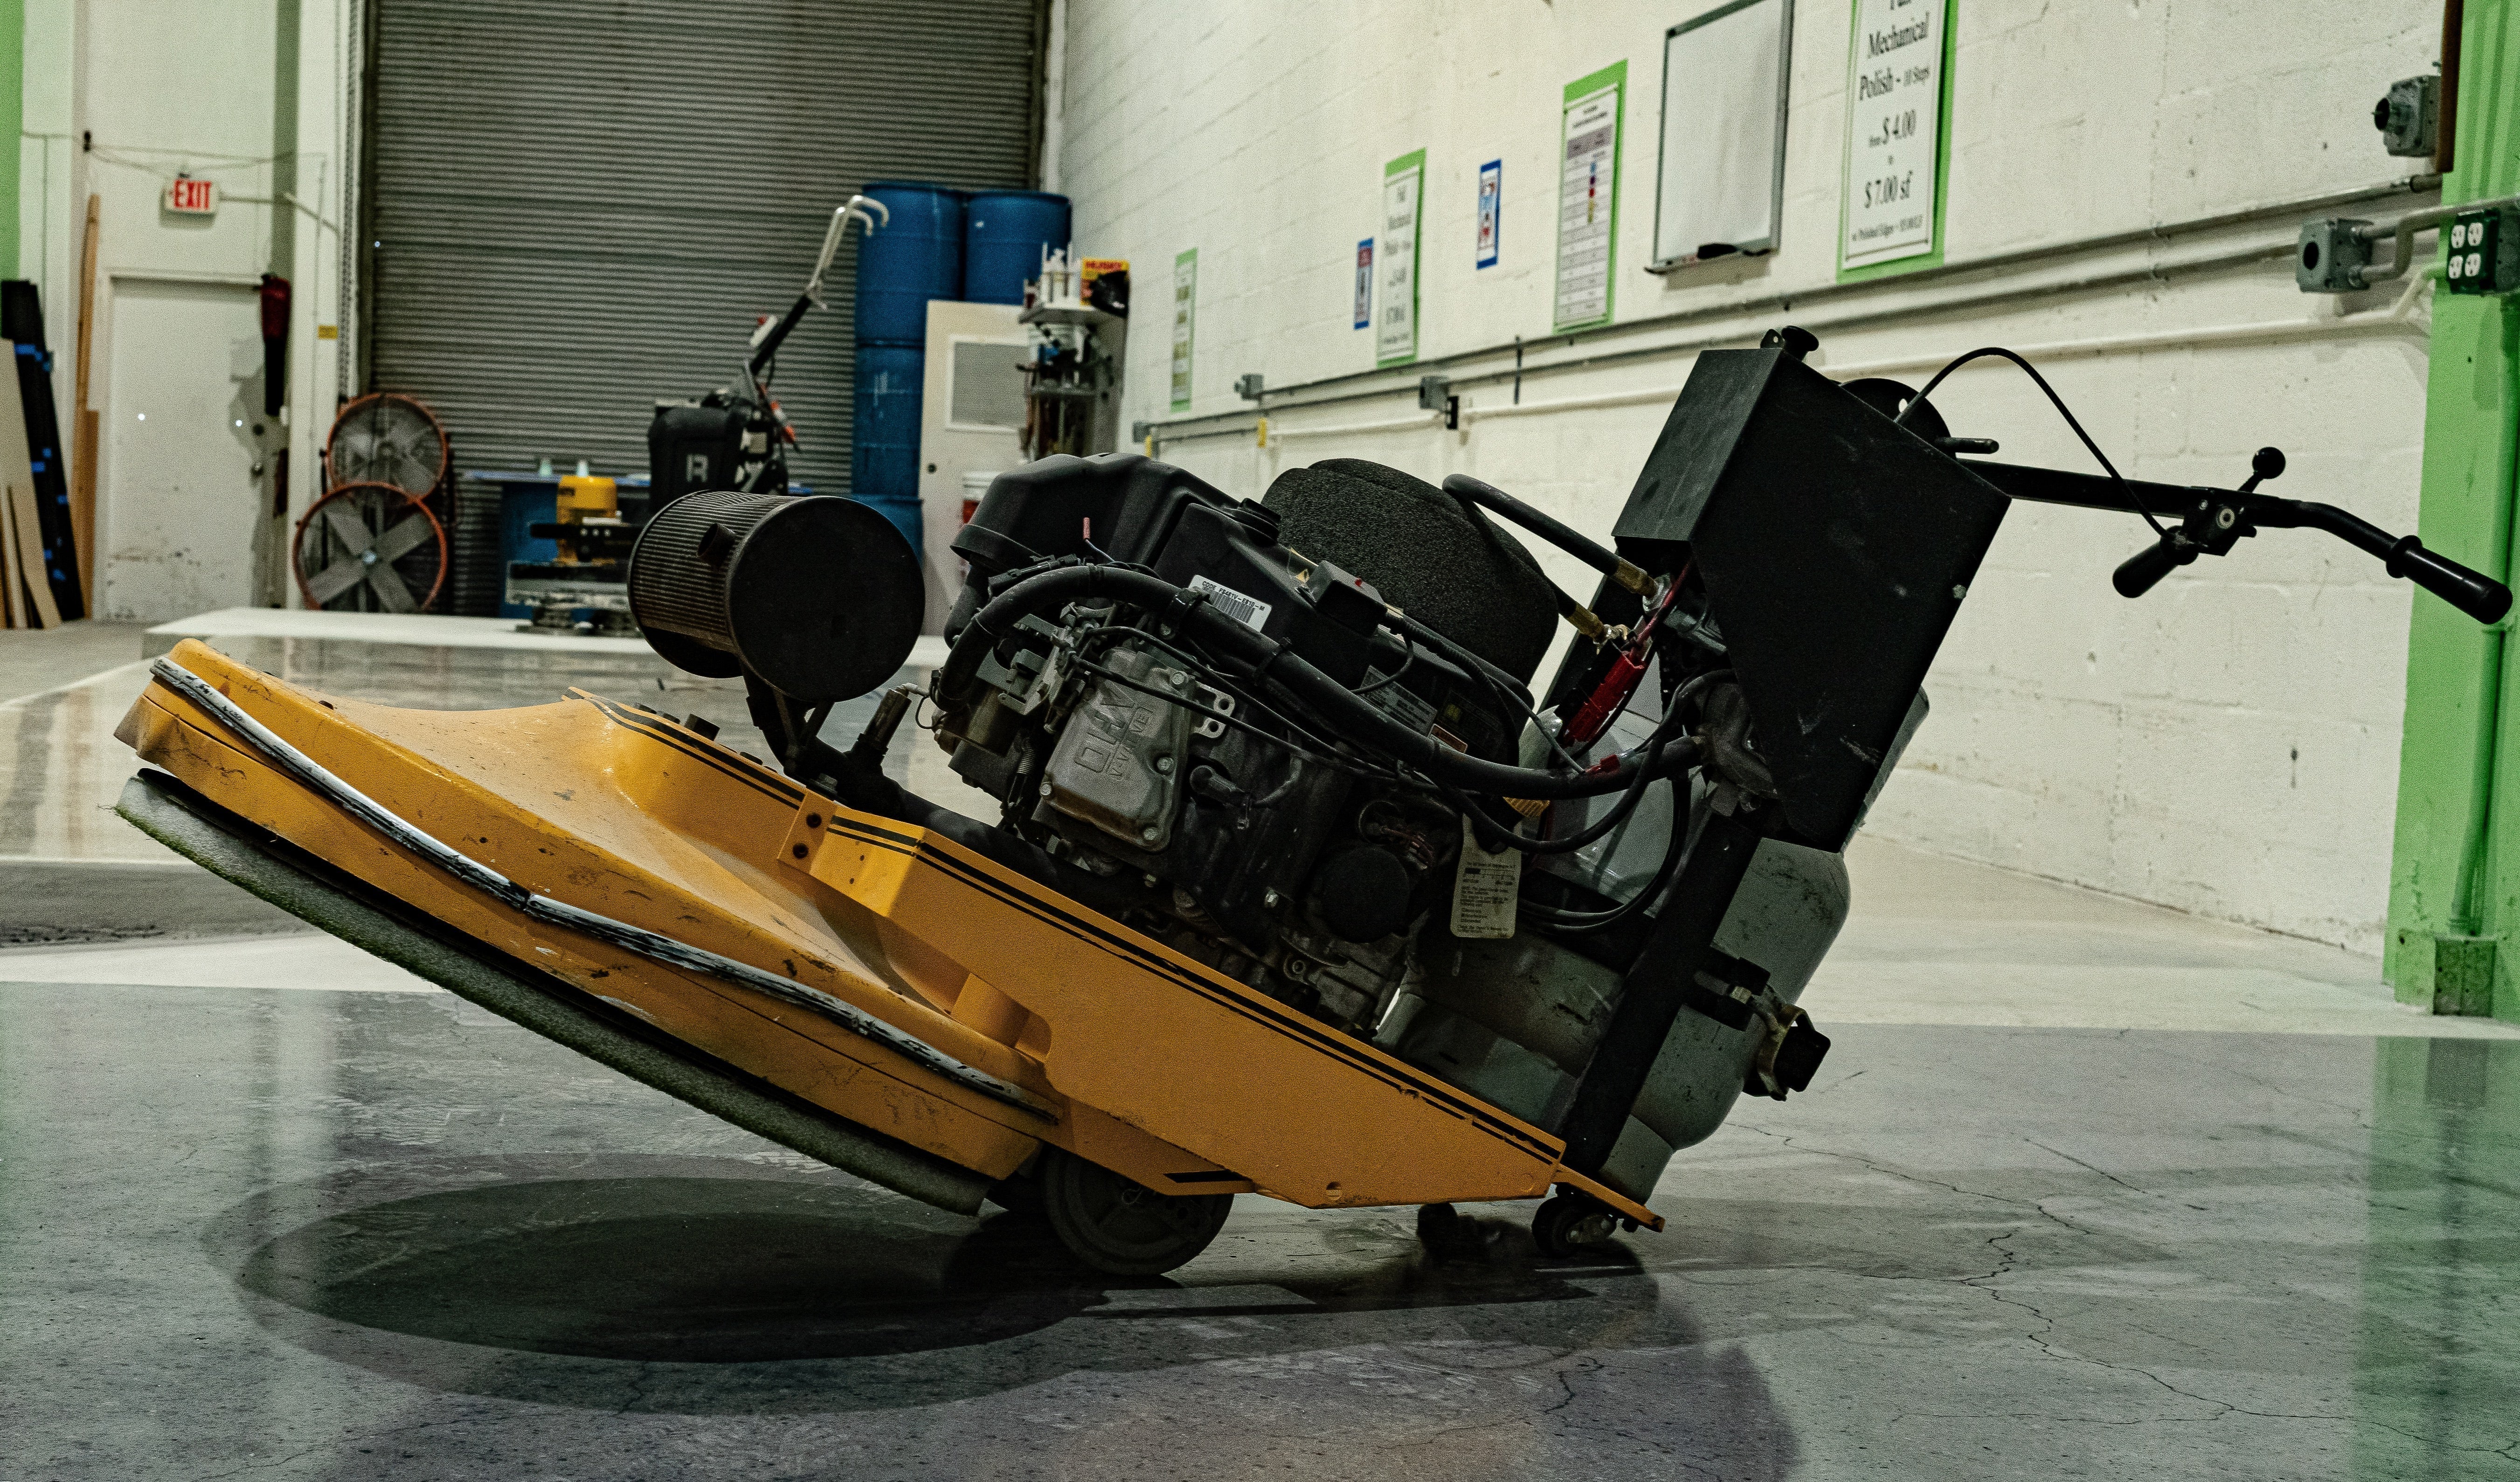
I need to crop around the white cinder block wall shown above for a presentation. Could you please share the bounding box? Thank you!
[1056,0,2444,954]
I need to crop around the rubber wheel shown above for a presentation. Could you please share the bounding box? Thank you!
[1038,1148,1232,1275]
[1532,1193,1618,1258]
[1416,1201,1488,1260]
[986,1168,1047,1216]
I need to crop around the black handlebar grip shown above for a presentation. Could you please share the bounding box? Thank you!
[2388,536,2513,625]
[2112,535,2191,599]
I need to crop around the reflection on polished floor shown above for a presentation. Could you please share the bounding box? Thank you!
[4,621,2517,1479]
[0,616,953,942]
[0,623,909,865]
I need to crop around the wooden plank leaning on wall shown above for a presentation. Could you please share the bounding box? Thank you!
[0,455,20,628]
[7,487,59,626]
[0,343,60,628]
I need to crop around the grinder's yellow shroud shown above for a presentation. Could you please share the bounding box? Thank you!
[118,641,1656,1227]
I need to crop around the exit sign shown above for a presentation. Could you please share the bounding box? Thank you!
[165,177,216,215]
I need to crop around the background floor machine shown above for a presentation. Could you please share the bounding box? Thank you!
[503,197,891,630]
[646,194,889,510]
[115,327,2508,1274]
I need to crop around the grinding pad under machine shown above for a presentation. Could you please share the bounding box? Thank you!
[113,328,2508,1274]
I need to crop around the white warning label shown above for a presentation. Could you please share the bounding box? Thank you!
[1450,815,1522,939]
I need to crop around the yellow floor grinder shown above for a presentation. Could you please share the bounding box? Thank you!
[116,328,2507,1274]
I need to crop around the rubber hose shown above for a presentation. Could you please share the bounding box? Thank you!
[1451,716,1697,855]
[1441,473,1626,584]
[1702,683,1776,796]
[1387,609,1537,708]
[945,565,1695,800]
[1454,668,1728,855]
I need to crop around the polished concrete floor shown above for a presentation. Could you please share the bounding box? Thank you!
[3,618,2516,1479]
[0,618,147,706]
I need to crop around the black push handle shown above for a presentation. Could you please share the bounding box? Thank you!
[2112,534,2193,599]
[2115,522,2512,622]
[2272,499,2513,625]
[2387,536,2513,625]
[1976,446,2513,624]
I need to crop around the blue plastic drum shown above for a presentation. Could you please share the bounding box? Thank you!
[855,182,965,346]
[854,494,925,561]
[963,191,1072,305]
[851,344,925,510]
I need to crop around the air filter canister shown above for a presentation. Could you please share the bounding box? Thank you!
[628,491,922,701]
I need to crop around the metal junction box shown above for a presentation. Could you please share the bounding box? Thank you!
[2296,217,2375,294]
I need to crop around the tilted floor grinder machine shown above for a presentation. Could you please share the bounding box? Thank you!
[115,329,2508,1274]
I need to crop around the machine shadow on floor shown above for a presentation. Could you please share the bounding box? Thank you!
[207,1161,1793,1454]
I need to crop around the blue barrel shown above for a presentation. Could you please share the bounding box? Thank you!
[852,343,924,516]
[963,191,1072,305]
[855,182,965,346]
[856,494,925,561]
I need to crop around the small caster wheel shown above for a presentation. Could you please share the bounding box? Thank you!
[1532,1193,1618,1258]
[1039,1147,1232,1275]
[1415,1202,1464,1250]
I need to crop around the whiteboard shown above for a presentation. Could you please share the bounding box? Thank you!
[1653,0,1793,270]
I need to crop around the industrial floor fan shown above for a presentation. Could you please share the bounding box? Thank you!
[291,479,447,614]
[325,392,449,498]
[298,392,455,613]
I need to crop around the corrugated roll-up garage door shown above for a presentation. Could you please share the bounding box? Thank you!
[363,0,1040,498]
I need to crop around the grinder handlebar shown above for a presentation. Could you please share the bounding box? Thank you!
[2255,499,2511,626]
[1965,450,2512,626]
[2109,492,2510,625]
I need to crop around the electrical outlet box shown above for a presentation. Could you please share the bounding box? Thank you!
[2445,207,2520,296]
[2374,75,2440,158]
[2296,217,2374,293]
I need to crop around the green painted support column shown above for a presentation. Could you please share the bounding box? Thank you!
[2387,4,2520,1018]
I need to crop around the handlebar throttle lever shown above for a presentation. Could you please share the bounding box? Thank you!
[2113,531,2198,599]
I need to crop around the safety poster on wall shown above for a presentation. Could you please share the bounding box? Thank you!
[1377,149,1426,366]
[1840,0,1946,270]
[1170,247,1196,410]
[1554,62,1625,331]
[1354,239,1374,329]
[1476,159,1502,269]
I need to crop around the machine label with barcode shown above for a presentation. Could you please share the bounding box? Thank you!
[1189,575,1273,631]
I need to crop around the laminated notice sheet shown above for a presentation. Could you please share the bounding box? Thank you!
[1554,62,1625,330]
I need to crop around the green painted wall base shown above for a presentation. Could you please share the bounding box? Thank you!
[2390,929,2499,1017]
